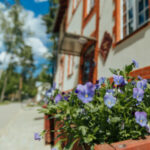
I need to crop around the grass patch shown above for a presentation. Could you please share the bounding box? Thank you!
[0,101,11,105]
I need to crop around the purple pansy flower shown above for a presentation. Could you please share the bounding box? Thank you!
[52,148,57,150]
[34,133,41,141]
[95,83,100,89]
[104,93,116,108]
[52,82,56,90]
[113,75,124,86]
[99,77,106,85]
[45,82,56,97]
[77,82,95,103]
[122,80,128,86]
[116,80,128,88]
[75,89,79,94]
[64,95,69,101]
[106,89,114,95]
[136,102,141,106]
[95,77,106,89]
[138,76,143,80]
[132,59,139,68]
[135,111,147,127]
[61,92,65,95]
[45,89,52,97]
[133,88,144,102]
[95,80,100,89]
[54,94,63,104]
[137,79,147,90]
[131,81,136,86]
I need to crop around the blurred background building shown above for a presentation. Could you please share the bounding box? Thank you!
[53,0,150,92]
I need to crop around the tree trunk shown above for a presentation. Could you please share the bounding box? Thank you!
[0,75,8,102]
[18,76,23,101]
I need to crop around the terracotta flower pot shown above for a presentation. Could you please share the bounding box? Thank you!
[45,113,150,150]
[72,137,150,150]
[44,114,54,145]
[94,136,150,150]
[43,105,55,145]
[54,120,66,145]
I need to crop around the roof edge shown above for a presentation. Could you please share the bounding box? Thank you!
[53,0,68,33]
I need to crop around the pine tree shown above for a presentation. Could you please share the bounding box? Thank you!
[0,1,35,101]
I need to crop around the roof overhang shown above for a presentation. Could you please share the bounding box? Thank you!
[53,0,68,33]
[58,32,97,56]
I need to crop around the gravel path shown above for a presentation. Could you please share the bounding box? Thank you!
[0,103,50,150]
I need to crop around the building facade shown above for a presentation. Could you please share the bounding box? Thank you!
[53,0,150,92]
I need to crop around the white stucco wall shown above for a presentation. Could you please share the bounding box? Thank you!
[83,14,96,36]
[54,53,80,91]
[67,1,83,34]
[67,0,73,22]
[63,55,80,91]
[54,54,63,90]
[98,0,150,78]
[54,0,83,91]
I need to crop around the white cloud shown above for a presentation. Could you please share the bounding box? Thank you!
[0,51,10,64]
[0,3,50,62]
[0,2,52,71]
[25,37,48,57]
[21,10,48,42]
[34,0,48,3]
[20,9,50,57]
[0,51,20,69]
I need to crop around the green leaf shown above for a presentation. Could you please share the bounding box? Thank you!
[79,126,88,136]
[83,134,95,143]
[147,83,150,90]
[110,117,121,123]
[109,68,117,74]
[63,139,78,150]
[125,64,133,74]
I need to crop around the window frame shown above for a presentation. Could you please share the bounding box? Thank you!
[120,0,150,40]
[137,0,149,28]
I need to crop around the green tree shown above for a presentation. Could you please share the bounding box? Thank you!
[37,67,53,83]
[42,0,59,33]
[42,0,59,83]
[0,4,17,102]
[0,1,35,101]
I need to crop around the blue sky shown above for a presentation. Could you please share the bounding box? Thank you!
[0,0,53,77]
[20,0,50,16]
[0,0,50,16]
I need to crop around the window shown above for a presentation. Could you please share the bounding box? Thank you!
[86,0,95,15]
[81,44,95,83]
[121,0,149,39]
[138,0,149,26]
